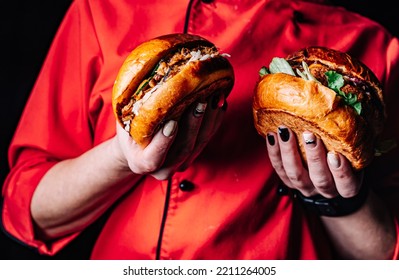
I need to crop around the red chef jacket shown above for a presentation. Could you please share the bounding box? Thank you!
[3,0,399,259]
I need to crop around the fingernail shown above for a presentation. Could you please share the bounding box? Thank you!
[211,94,225,109]
[303,131,316,145]
[221,100,228,111]
[267,133,275,146]
[193,102,207,117]
[278,127,290,142]
[327,152,340,169]
[162,120,177,137]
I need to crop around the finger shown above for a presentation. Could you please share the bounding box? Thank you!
[130,120,177,174]
[171,101,207,153]
[303,131,337,198]
[266,132,292,188]
[145,119,178,157]
[178,94,227,171]
[154,102,207,173]
[327,152,363,198]
[207,92,227,134]
[277,126,314,195]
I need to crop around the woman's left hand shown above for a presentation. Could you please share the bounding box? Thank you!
[265,126,363,198]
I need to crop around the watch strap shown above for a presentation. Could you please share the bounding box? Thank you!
[294,184,369,217]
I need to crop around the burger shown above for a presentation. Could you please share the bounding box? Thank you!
[112,33,235,147]
[252,46,386,170]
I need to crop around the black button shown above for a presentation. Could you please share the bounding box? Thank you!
[293,11,305,23]
[179,180,195,191]
[201,0,214,3]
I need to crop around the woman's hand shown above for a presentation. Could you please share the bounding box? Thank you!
[266,126,363,198]
[265,126,396,259]
[115,93,227,180]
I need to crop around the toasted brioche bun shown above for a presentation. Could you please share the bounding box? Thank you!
[253,46,385,170]
[112,33,234,147]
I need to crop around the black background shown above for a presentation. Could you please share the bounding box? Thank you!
[0,0,398,260]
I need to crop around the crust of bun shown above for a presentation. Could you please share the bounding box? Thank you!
[112,33,212,118]
[253,73,376,170]
[112,33,234,146]
[130,57,234,146]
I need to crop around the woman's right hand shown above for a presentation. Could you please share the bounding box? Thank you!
[114,93,227,180]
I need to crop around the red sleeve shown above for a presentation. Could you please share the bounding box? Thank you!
[1,0,102,255]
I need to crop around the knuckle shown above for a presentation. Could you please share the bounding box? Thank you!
[339,187,358,198]
[151,167,175,181]
[296,187,315,197]
[138,161,160,174]
[306,153,324,164]
[152,172,171,181]
[270,161,283,171]
[335,172,350,181]
[286,171,303,184]
[310,177,330,190]
[127,161,141,174]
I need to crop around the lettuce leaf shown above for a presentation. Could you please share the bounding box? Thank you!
[325,71,362,115]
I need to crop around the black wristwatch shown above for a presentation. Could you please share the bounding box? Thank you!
[293,184,370,217]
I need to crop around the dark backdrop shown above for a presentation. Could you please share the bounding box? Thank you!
[0,0,398,260]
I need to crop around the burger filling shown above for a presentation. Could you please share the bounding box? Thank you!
[121,45,229,132]
[259,58,365,115]
[259,56,395,157]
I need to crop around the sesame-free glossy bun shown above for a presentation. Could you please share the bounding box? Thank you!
[112,33,235,147]
[253,46,385,170]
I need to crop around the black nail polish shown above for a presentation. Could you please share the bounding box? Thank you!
[221,100,228,111]
[211,94,220,109]
[278,127,290,142]
[267,133,275,145]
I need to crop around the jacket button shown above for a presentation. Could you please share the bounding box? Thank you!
[179,180,195,191]
[293,10,305,23]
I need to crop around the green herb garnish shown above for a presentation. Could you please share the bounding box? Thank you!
[325,71,362,115]
[133,79,150,96]
[259,66,269,77]
[133,60,162,96]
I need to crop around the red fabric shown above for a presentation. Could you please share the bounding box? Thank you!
[3,0,399,259]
